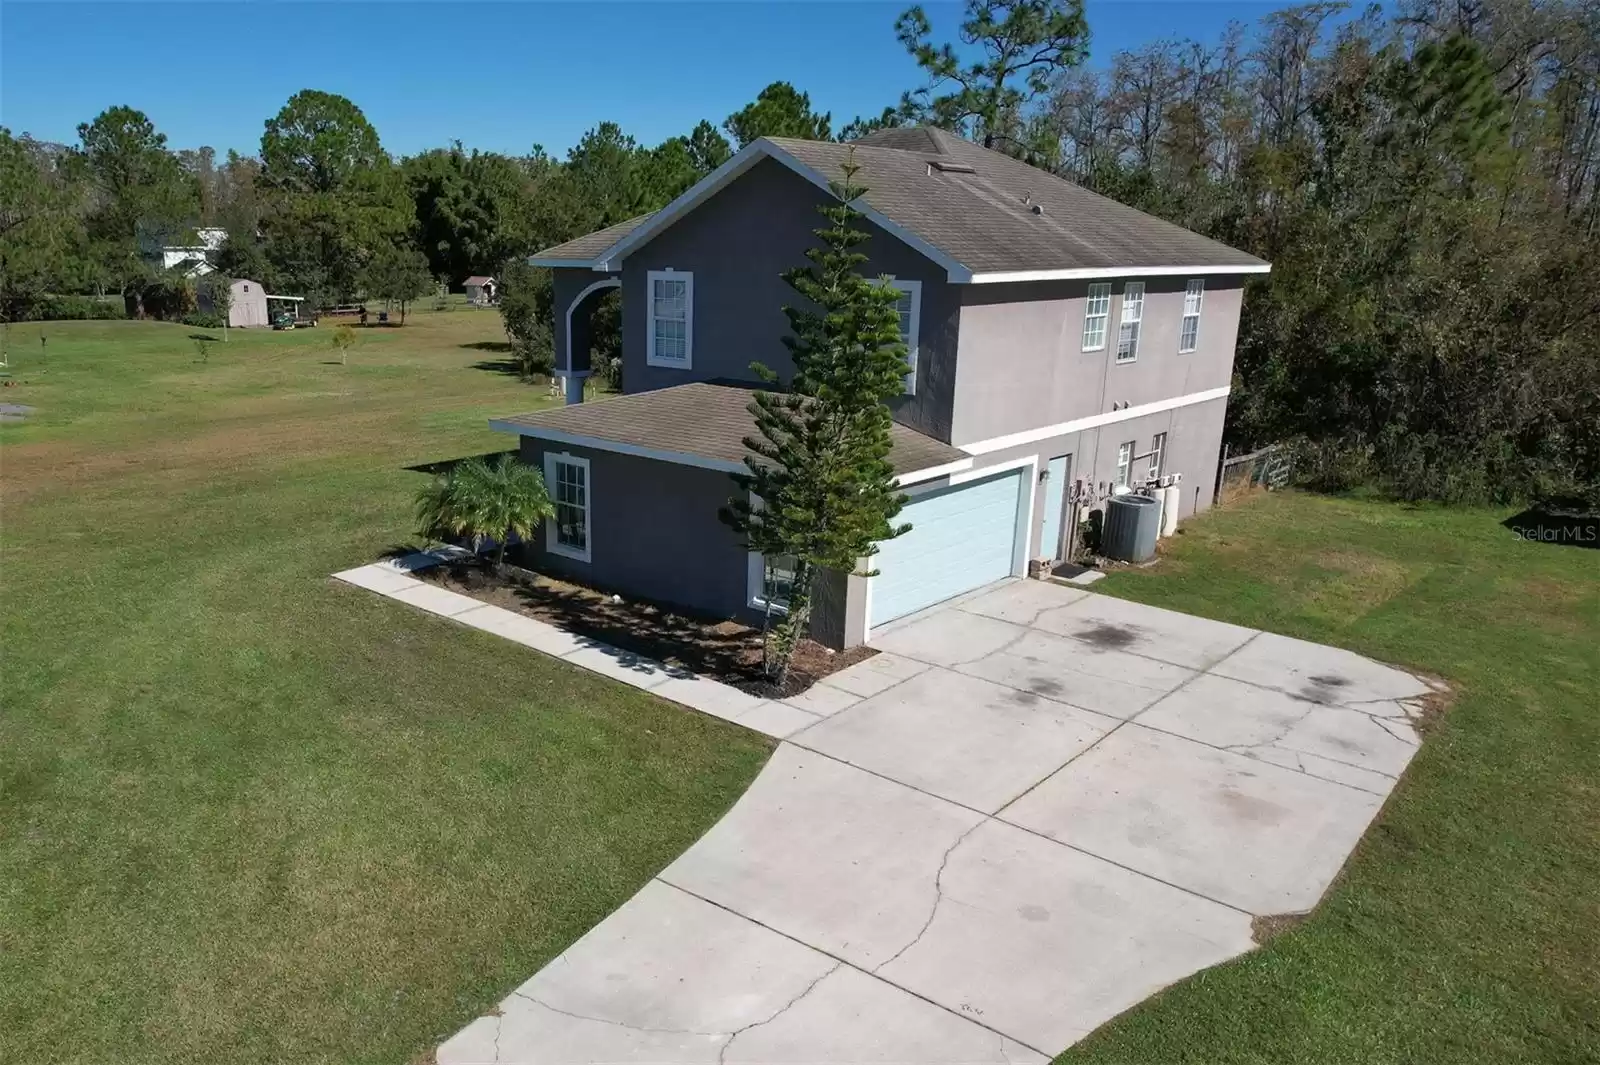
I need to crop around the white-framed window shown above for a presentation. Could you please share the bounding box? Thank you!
[1149,432,1167,478]
[747,551,797,614]
[543,452,591,562]
[883,278,921,395]
[1115,440,1134,487]
[646,270,692,368]
[1116,282,1144,362]
[1179,279,1204,353]
[1081,282,1111,351]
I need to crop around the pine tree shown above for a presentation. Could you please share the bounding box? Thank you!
[724,152,911,687]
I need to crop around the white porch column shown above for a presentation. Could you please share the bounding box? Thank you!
[561,371,591,405]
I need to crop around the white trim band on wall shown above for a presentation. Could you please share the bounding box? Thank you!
[967,264,1271,285]
[960,385,1233,456]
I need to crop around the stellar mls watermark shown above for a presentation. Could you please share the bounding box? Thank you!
[1509,524,1597,544]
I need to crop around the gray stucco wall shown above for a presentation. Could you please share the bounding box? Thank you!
[514,436,853,643]
[517,436,755,623]
[950,276,1243,448]
[618,157,960,442]
[966,396,1229,560]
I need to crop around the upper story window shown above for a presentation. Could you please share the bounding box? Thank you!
[888,279,921,395]
[544,452,591,562]
[1116,282,1144,363]
[1180,280,1204,353]
[1082,282,1111,351]
[1116,440,1134,487]
[647,270,692,368]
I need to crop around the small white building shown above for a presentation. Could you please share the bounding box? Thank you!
[200,279,305,328]
[153,227,228,276]
[199,278,269,327]
[464,275,497,305]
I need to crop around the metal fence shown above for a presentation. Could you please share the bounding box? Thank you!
[1216,443,1294,505]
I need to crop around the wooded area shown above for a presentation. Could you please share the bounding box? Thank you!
[2,0,1594,503]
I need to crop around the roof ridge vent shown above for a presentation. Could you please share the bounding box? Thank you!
[929,159,977,174]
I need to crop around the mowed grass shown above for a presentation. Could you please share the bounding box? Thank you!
[1059,491,1599,1065]
[0,318,771,1064]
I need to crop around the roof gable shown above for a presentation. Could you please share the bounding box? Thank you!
[529,130,1269,283]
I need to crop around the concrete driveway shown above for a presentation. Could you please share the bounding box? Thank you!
[439,580,1438,1063]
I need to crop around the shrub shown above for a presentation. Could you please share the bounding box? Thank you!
[415,455,555,572]
[179,312,226,329]
[9,296,126,322]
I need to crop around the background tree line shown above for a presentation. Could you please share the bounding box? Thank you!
[3,0,1594,504]
[0,80,835,328]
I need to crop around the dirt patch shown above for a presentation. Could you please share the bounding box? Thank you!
[1304,549,1419,622]
[1251,912,1308,945]
[423,560,873,698]
[1405,681,1456,737]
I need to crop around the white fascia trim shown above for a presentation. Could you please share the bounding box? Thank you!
[968,263,1272,285]
[488,420,746,475]
[960,385,1232,456]
[894,456,973,487]
[949,451,1038,485]
[591,139,976,283]
[528,256,604,268]
[562,277,621,372]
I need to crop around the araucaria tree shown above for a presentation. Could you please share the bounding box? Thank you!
[724,154,911,686]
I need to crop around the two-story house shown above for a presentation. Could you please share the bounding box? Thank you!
[493,127,1269,648]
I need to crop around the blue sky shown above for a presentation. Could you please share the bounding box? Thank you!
[3,2,1279,158]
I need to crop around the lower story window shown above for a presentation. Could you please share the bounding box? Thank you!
[545,452,591,561]
[1115,440,1134,487]
[1149,432,1167,478]
[748,552,796,613]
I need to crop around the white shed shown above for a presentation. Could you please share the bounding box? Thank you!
[464,275,497,305]
[203,278,268,327]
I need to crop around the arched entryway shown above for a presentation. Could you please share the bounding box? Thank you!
[557,274,621,404]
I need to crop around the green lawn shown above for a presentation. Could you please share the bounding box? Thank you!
[0,319,771,1064]
[1060,491,1599,1065]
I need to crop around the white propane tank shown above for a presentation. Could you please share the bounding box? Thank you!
[1160,482,1181,536]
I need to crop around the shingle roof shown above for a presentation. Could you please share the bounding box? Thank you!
[775,131,1266,275]
[531,215,654,263]
[529,128,1266,278]
[463,275,495,286]
[495,382,968,477]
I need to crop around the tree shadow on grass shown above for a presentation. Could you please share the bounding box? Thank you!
[461,340,513,352]
[469,358,525,378]
[187,333,221,342]
[403,449,517,476]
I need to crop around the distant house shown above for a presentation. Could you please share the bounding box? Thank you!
[140,225,228,276]
[464,276,497,305]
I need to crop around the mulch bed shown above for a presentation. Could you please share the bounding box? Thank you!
[421,558,875,698]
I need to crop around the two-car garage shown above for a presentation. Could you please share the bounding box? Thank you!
[868,466,1027,629]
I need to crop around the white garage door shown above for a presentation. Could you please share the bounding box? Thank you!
[869,468,1024,628]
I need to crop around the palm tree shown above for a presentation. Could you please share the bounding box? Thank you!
[416,454,555,572]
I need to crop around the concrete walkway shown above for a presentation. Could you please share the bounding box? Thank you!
[387,574,1437,1063]
[333,552,819,740]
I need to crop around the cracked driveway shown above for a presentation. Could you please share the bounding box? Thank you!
[439,581,1439,1063]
